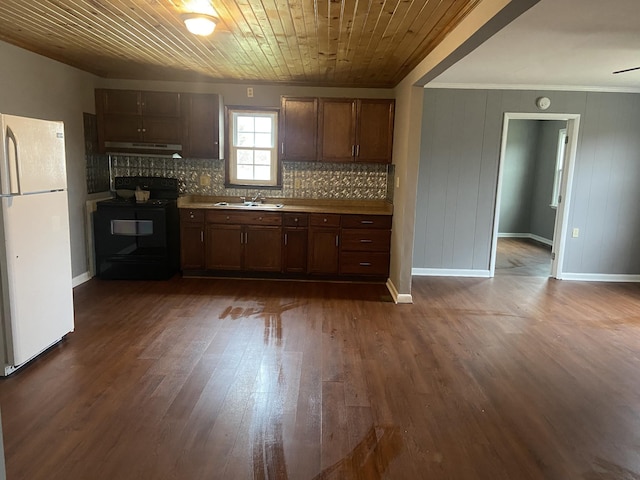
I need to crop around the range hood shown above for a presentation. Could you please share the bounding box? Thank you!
[104,141,182,152]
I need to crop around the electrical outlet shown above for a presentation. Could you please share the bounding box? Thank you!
[294,178,301,189]
[247,87,254,98]
[200,174,211,187]
[396,176,400,188]
[572,227,579,238]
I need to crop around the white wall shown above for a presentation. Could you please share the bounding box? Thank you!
[0,41,96,280]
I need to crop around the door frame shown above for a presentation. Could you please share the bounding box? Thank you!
[489,112,581,278]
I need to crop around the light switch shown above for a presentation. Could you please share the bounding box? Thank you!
[572,228,579,238]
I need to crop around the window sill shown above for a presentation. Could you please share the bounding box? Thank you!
[224,183,282,190]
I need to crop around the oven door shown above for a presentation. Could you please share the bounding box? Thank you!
[94,206,172,279]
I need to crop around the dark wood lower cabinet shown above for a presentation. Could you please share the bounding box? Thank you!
[180,224,205,270]
[180,209,391,279]
[206,224,243,270]
[179,209,205,270]
[307,228,340,275]
[245,226,282,272]
[283,228,308,273]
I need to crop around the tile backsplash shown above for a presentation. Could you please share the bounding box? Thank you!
[96,155,394,201]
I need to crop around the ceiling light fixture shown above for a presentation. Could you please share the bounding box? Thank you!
[182,13,218,36]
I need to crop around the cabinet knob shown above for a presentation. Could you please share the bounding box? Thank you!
[259,217,263,221]
[294,217,299,223]
[226,216,230,220]
[323,218,327,223]
[190,213,195,219]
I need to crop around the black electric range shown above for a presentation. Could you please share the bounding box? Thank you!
[94,177,180,280]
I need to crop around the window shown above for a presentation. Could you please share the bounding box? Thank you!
[551,128,567,208]
[226,107,280,187]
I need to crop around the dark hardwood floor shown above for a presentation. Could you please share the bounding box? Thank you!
[496,237,552,277]
[1,275,640,479]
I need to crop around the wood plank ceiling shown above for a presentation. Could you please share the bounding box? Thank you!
[0,0,481,88]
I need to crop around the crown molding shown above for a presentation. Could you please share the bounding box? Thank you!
[425,82,640,94]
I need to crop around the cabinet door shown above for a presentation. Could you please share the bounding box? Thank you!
[206,224,242,270]
[318,99,356,162]
[142,117,182,145]
[281,97,317,162]
[283,228,308,273]
[245,226,282,272]
[102,116,143,142]
[182,93,222,159]
[142,91,181,117]
[308,227,340,274]
[356,99,395,164]
[100,89,141,115]
[180,224,205,270]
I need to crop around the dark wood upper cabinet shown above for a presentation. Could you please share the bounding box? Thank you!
[96,89,183,153]
[182,93,223,159]
[99,90,181,117]
[317,98,357,162]
[317,98,394,164]
[101,90,141,115]
[280,97,318,162]
[142,91,181,117]
[356,99,395,163]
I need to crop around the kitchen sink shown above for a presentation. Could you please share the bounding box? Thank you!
[212,201,284,209]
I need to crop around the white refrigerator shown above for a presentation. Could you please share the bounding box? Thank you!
[0,114,74,376]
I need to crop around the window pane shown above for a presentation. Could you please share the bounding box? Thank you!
[254,150,271,165]
[255,117,272,133]
[237,116,254,132]
[228,109,278,186]
[254,166,271,181]
[237,165,254,180]
[237,149,254,165]
[237,132,255,147]
[255,133,273,148]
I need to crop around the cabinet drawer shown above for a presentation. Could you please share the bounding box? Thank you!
[341,214,392,229]
[206,210,282,226]
[339,252,390,276]
[180,209,204,223]
[341,229,391,252]
[283,213,309,227]
[309,214,341,227]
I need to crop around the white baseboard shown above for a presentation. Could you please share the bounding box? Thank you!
[558,273,640,282]
[498,232,553,246]
[412,268,492,278]
[386,278,413,304]
[72,272,91,288]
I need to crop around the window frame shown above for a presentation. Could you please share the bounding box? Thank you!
[224,106,281,188]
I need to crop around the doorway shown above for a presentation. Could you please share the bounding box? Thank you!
[490,113,580,278]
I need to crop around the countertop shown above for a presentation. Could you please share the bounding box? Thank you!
[178,195,393,216]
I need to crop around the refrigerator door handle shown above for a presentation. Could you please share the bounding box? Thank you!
[1,126,21,197]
